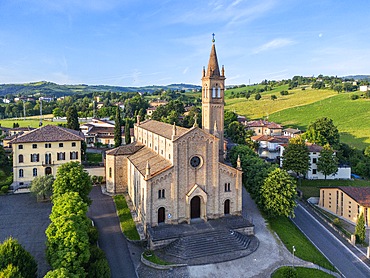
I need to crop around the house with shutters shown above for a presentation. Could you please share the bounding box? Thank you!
[9,125,84,189]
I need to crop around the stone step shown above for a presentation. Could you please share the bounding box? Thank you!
[164,229,252,259]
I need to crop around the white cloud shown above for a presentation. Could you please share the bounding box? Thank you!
[253,38,295,54]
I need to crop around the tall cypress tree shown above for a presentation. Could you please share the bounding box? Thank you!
[66,106,79,131]
[114,107,122,148]
[125,118,131,145]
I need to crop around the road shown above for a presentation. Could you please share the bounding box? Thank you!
[87,186,137,278]
[292,204,370,278]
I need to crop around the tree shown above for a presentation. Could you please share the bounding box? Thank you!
[301,127,327,146]
[114,107,122,148]
[0,264,23,278]
[227,121,247,144]
[317,145,339,179]
[53,162,92,205]
[355,213,366,244]
[229,145,276,205]
[0,237,37,278]
[30,175,55,200]
[224,111,238,129]
[44,268,78,278]
[255,93,261,100]
[270,95,277,100]
[49,192,88,223]
[364,146,370,158]
[260,168,297,218]
[124,118,131,145]
[308,117,340,147]
[66,106,79,131]
[282,137,310,180]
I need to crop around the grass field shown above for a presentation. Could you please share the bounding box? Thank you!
[268,216,335,272]
[269,93,370,149]
[272,266,335,278]
[0,115,59,128]
[113,195,140,241]
[225,87,337,120]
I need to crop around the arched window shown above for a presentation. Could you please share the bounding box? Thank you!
[217,87,221,98]
[19,169,24,178]
[212,87,216,98]
[33,168,37,177]
[18,154,23,163]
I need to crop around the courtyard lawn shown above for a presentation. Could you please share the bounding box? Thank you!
[272,266,335,278]
[268,216,335,272]
[86,152,103,164]
[113,195,140,240]
[0,118,59,128]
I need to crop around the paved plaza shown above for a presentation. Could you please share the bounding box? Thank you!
[0,193,52,277]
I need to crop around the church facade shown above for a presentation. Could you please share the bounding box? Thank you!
[105,42,243,234]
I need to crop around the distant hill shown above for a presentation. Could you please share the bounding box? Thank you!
[342,75,370,80]
[0,81,201,97]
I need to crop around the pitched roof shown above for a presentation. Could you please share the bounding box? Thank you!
[284,128,301,134]
[306,143,323,152]
[338,187,370,207]
[9,125,84,144]
[247,120,282,129]
[128,146,172,178]
[137,120,189,140]
[206,43,220,77]
[106,141,144,156]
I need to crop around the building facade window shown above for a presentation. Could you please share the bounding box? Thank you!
[30,153,39,162]
[45,143,51,148]
[224,182,231,192]
[33,168,37,177]
[32,144,37,149]
[72,142,76,147]
[158,189,165,199]
[18,145,23,149]
[312,158,317,164]
[109,167,112,178]
[18,154,24,163]
[19,169,23,178]
[70,151,78,160]
[57,152,65,161]
[59,143,64,147]
[312,169,317,174]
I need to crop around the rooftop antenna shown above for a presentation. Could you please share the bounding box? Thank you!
[39,97,43,126]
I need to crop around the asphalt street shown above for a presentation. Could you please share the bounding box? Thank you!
[292,204,370,278]
[87,186,137,278]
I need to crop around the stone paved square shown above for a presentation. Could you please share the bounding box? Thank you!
[0,193,52,277]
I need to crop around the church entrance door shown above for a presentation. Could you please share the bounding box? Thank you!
[190,196,201,219]
[158,207,165,224]
[224,199,230,215]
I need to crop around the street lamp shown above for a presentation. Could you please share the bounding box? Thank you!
[292,246,296,269]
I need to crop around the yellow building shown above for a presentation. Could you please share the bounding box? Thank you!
[9,125,84,189]
[319,186,370,226]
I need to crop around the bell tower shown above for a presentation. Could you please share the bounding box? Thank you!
[202,34,225,160]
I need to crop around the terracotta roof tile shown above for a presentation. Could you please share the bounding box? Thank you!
[137,120,189,140]
[106,141,144,156]
[338,187,370,207]
[9,125,84,143]
[128,146,172,178]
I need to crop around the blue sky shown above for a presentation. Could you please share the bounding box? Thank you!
[1,0,370,86]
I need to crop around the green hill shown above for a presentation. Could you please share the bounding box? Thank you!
[225,87,370,149]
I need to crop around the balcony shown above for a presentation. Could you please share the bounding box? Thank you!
[42,161,55,166]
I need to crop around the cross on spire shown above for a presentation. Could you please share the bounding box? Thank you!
[212,33,215,43]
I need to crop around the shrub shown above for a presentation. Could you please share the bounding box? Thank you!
[351,94,359,100]
[333,218,341,227]
[1,185,9,194]
[88,226,99,245]
[280,267,298,278]
[255,93,261,100]
[280,90,289,96]
[87,259,110,278]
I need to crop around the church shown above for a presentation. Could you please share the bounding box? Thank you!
[105,41,243,235]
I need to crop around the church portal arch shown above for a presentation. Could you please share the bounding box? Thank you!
[190,196,201,219]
